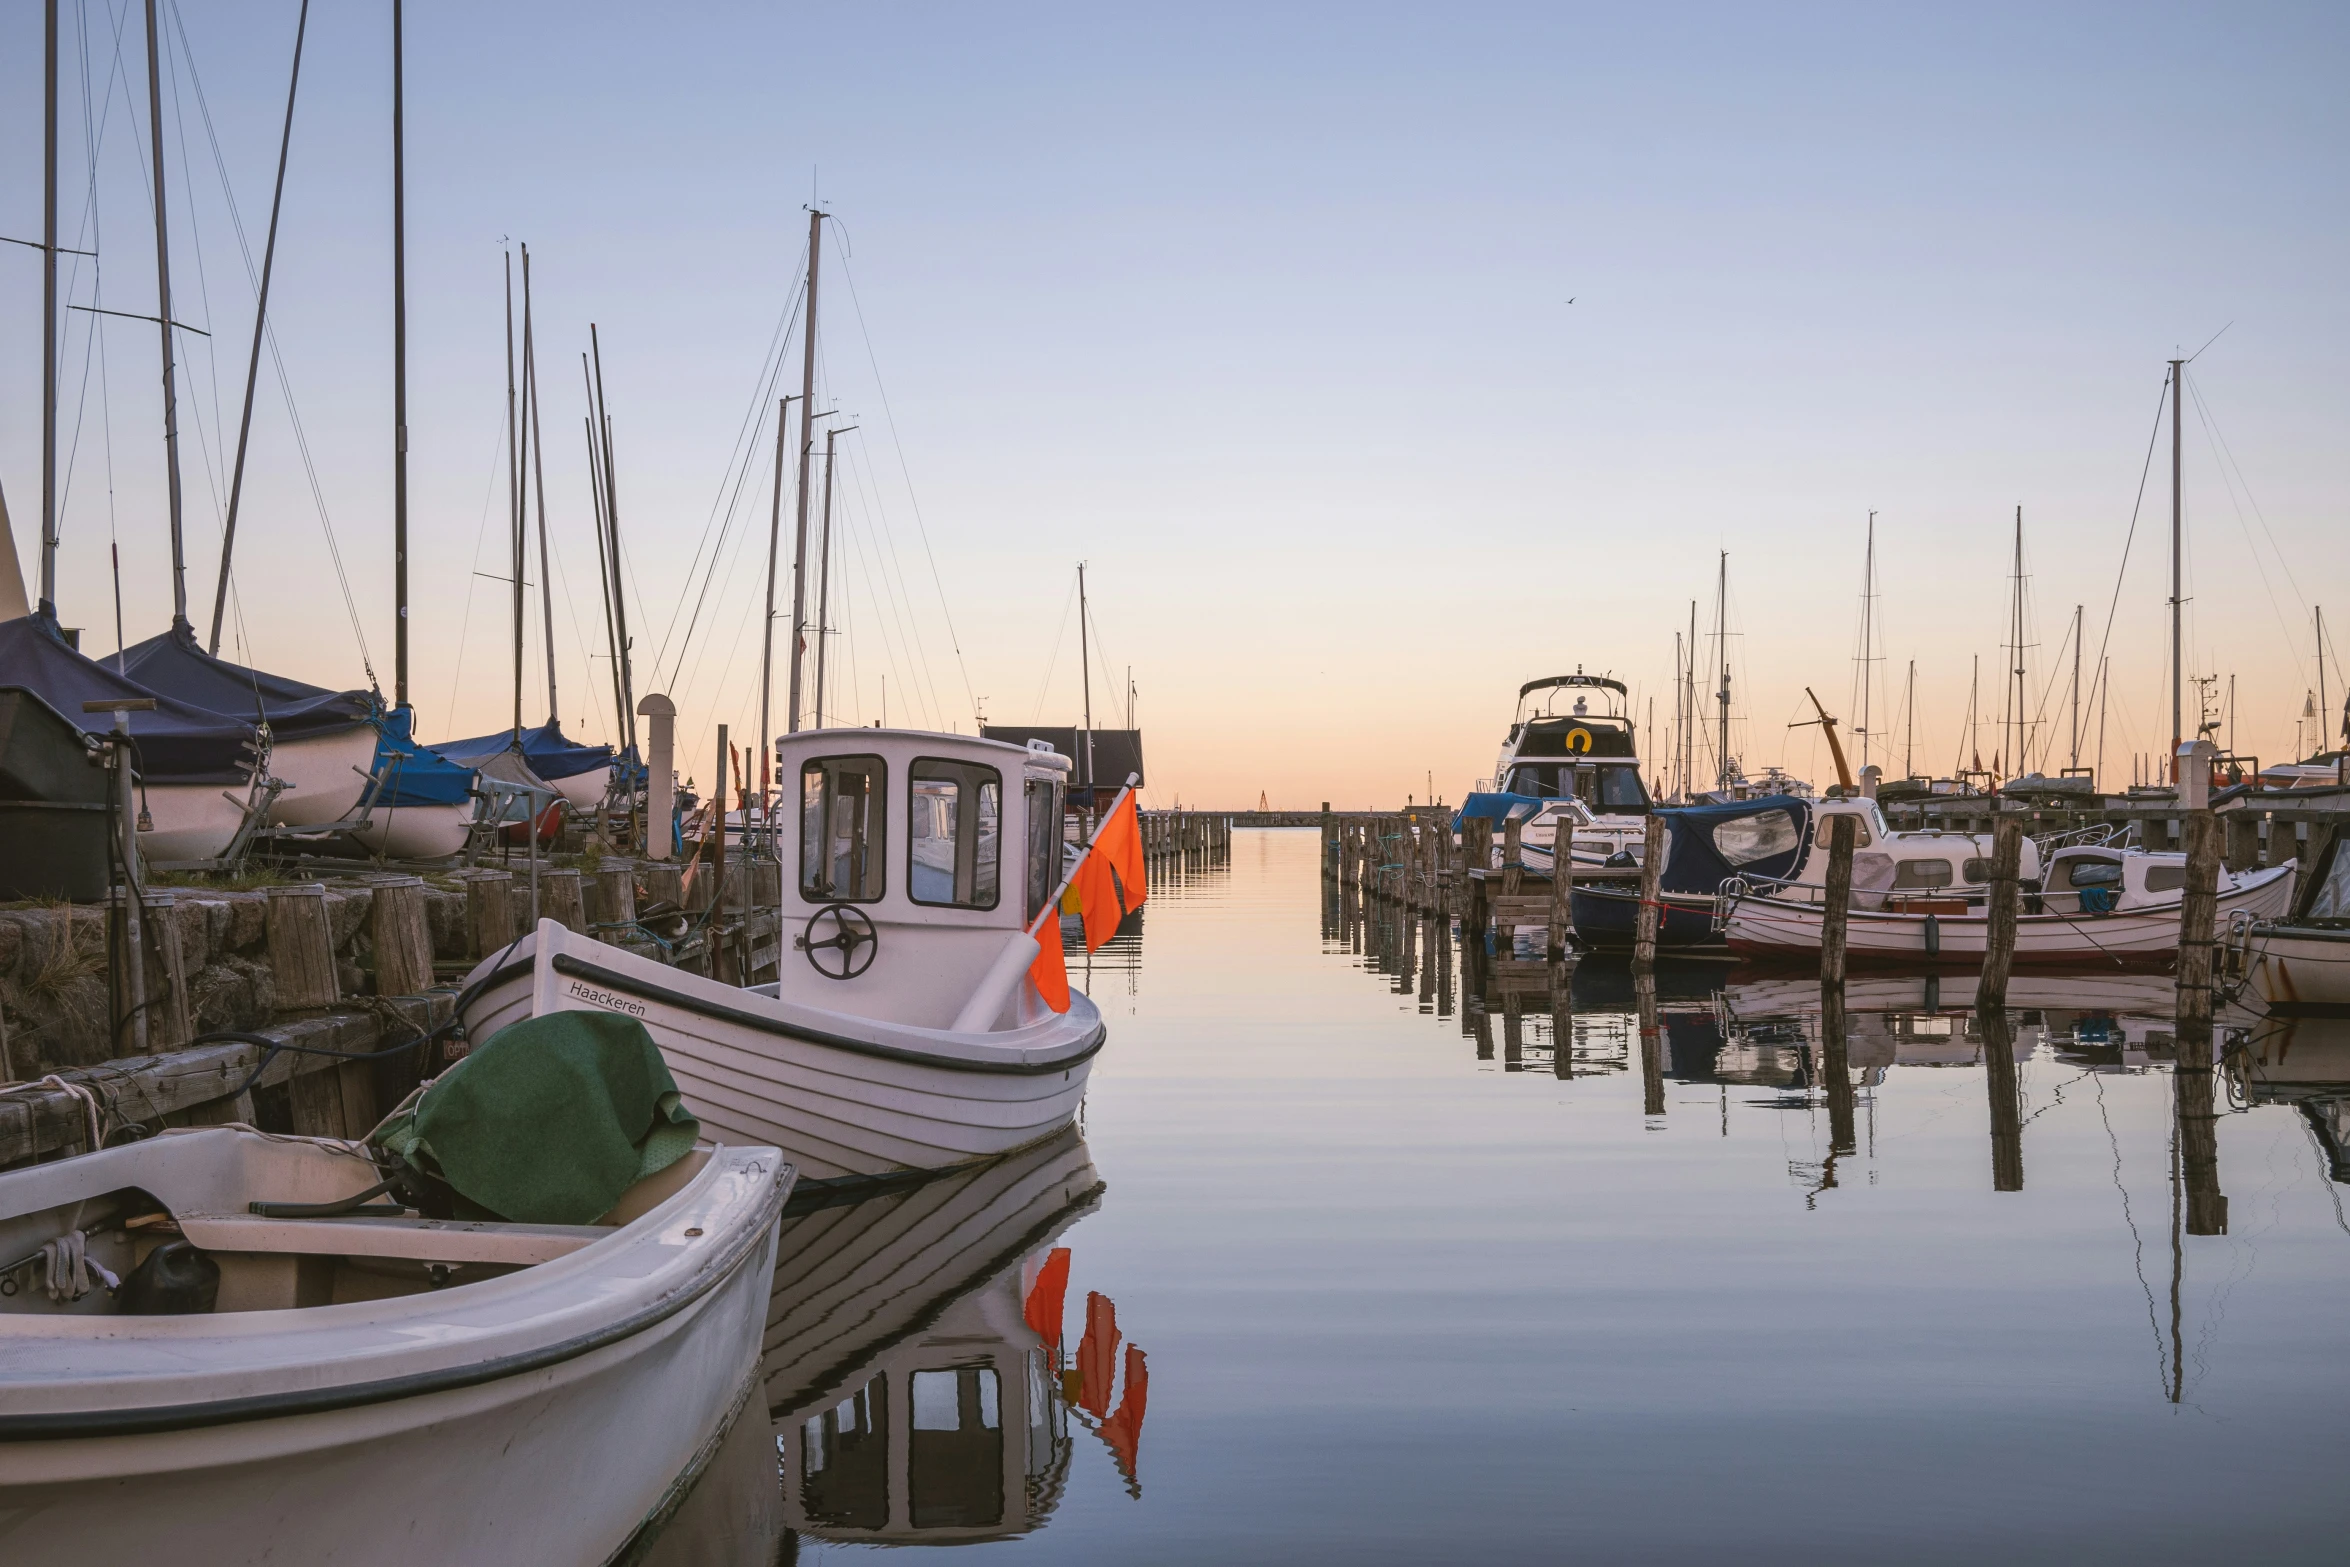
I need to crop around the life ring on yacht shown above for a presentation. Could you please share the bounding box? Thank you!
[1564,727,1594,753]
[801,903,879,980]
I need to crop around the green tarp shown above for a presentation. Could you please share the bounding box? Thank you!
[374,1011,699,1225]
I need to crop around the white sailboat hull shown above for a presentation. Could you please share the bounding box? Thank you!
[349,800,475,859]
[2247,926,2350,1008]
[265,725,381,827]
[550,763,611,812]
[461,922,1106,1182]
[135,780,248,862]
[1723,864,2296,968]
[0,1130,789,1566]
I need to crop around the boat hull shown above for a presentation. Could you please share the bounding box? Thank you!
[0,1135,788,1567]
[2247,926,2350,1008]
[461,923,1106,1182]
[265,725,380,827]
[1723,865,2297,969]
[550,763,611,812]
[348,800,474,859]
[136,780,248,862]
[1568,883,1726,951]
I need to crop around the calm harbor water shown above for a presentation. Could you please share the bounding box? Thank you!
[661,828,2350,1564]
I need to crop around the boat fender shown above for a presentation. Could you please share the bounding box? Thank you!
[118,1240,220,1316]
[1922,914,1939,957]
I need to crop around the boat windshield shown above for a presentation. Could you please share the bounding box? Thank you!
[1505,762,1649,812]
[909,759,1002,909]
[803,756,887,902]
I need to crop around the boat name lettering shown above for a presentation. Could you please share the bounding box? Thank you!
[567,980,647,1017]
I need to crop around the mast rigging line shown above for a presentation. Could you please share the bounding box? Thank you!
[156,0,372,680]
[649,248,812,691]
[2080,374,2173,764]
[834,242,980,725]
[2184,371,2311,674]
[831,425,950,731]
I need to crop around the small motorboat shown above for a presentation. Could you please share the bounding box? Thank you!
[0,1020,791,1565]
[1722,848,2296,968]
[2238,829,2350,1008]
[461,728,1126,1181]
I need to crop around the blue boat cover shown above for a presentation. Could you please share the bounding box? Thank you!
[1453,791,1550,832]
[1649,795,1814,894]
[114,620,376,739]
[0,611,256,784]
[433,719,615,783]
[371,706,477,808]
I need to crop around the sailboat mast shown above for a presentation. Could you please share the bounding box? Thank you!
[2169,357,2185,775]
[2007,506,2025,776]
[1078,563,1096,802]
[1713,552,1730,787]
[757,395,791,791]
[2319,606,2329,752]
[582,395,623,740]
[813,424,854,727]
[1904,660,1916,778]
[2070,604,2083,771]
[390,0,409,707]
[1685,600,1696,797]
[504,252,522,739]
[589,327,634,754]
[143,0,189,626]
[210,0,308,654]
[522,244,555,724]
[786,209,824,736]
[38,0,58,613]
[1671,631,1682,798]
[1861,512,1877,770]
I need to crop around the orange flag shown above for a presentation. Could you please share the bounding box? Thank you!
[1071,850,1123,951]
[1092,791,1148,913]
[1027,905,1071,1012]
[1100,1344,1149,1484]
[1023,1247,1072,1347]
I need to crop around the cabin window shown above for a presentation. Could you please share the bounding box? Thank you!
[1025,777,1063,920]
[1820,814,1872,848]
[1598,765,1649,809]
[1961,858,1993,884]
[908,759,1002,909]
[802,756,886,903]
[2064,860,2123,887]
[1892,858,1954,890]
[1506,764,1562,798]
[2143,864,2188,894]
[801,1374,889,1530]
[1711,809,1801,866]
[909,1364,1004,1529]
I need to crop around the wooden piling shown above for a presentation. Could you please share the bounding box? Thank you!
[369,875,434,997]
[2224,811,2260,874]
[1500,817,1524,898]
[592,858,639,941]
[1635,967,1664,1113]
[1633,814,1665,971]
[2175,811,2221,1031]
[266,883,341,1011]
[1820,814,1858,989]
[463,869,515,962]
[541,867,587,933]
[1974,816,2023,1012]
[1548,816,1574,960]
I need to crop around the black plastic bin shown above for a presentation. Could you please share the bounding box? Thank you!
[0,686,113,902]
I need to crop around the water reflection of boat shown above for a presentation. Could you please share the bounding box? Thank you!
[766,1127,1136,1546]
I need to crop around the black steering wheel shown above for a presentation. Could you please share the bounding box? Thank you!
[801,903,879,981]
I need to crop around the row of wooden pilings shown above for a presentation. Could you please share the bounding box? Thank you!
[1140,810,1230,862]
[1321,806,1674,966]
[1814,809,2232,1222]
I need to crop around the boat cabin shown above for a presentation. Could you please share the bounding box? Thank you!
[774,728,1075,1028]
[2042,846,2194,915]
[1486,673,1651,816]
[1790,800,2044,909]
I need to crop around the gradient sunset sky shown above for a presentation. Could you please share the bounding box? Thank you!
[2,2,2343,807]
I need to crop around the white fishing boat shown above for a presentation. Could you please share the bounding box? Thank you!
[0,1125,790,1565]
[2239,830,2350,1008]
[461,729,1123,1181]
[1722,849,2295,968]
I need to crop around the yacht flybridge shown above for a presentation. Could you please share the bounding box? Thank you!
[1460,673,1653,869]
[463,728,1124,1182]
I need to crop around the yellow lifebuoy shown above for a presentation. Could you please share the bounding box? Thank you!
[1564,727,1594,754]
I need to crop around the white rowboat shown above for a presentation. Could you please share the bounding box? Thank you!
[0,1127,788,1565]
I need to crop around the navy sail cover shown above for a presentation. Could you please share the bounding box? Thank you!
[0,612,256,784]
[115,620,375,738]
[371,706,477,808]
[434,720,615,783]
[1649,795,1813,894]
